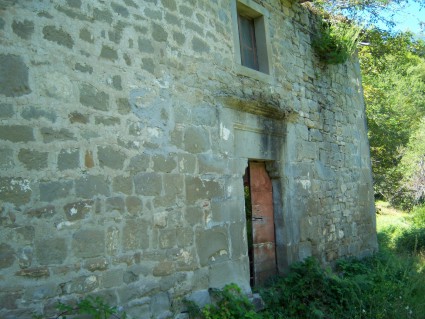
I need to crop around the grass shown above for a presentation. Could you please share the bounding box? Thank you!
[376,200,411,231]
[188,201,425,319]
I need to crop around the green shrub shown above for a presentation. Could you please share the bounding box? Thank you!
[396,227,425,254]
[312,18,361,65]
[261,257,362,319]
[33,296,126,319]
[188,252,425,319]
[411,205,425,228]
[186,283,260,319]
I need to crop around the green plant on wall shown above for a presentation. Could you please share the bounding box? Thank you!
[312,18,362,65]
[32,296,126,319]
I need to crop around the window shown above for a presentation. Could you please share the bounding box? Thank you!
[231,0,272,80]
[238,14,259,70]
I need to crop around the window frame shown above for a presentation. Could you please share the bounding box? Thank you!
[231,0,273,82]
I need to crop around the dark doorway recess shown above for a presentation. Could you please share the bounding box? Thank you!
[244,161,277,286]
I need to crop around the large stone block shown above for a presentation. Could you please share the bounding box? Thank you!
[111,2,129,17]
[35,237,67,265]
[211,199,244,223]
[134,173,162,196]
[0,243,15,269]
[198,154,227,174]
[196,227,229,266]
[184,206,204,226]
[156,174,184,206]
[177,153,196,174]
[75,175,110,198]
[153,260,174,277]
[22,105,56,122]
[150,292,171,318]
[0,103,14,118]
[128,154,150,172]
[58,149,80,170]
[40,127,75,143]
[106,226,119,256]
[106,196,125,214]
[93,8,112,23]
[64,275,99,294]
[0,290,22,310]
[0,54,31,96]
[122,219,149,251]
[161,0,177,10]
[17,246,33,268]
[15,266,50,278]
[72,229,105,258]
[192,37,210,53]
[102,269,124,288]
[184,126,210,153]
[84,257,109,272]
[79,83,110,111]
[0,147,13,169]
[229,222,247,259]
[152,154,177,173]
[26,205,56,218]
[39,180,73,202]
[0,125,34,142]
[209,259,250,292]
[98,146,126,169]
[152,23,168,42]
[185,176,222,204]
[63,199,94,221]
[12,20,34,39]
[0,177,32,205]
[177,227,193,247]
[159,229,176,249]
[43,26,74,48]
[113,175,133,195]
[100,45,118,61]
[125,196,142,215]
[138,37,154,53]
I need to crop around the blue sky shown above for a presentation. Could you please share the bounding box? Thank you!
[379,1,424,35]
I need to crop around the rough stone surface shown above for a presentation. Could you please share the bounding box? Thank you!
[39,180,73,202]
[0,1,377,317]
[0,54,31,96]
[0,243,15,269]
[35,238,67,265]
[12,20,34,39]
[72,229,105,258]
[43,26,74,48]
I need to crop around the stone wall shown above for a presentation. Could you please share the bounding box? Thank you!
[0,0,377,318]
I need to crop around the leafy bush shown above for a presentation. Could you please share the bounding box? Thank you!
[33,296,126,319]
[189,251,425,319]
[312,18,361,65]
[261,257,362,319]
[411,205,425,228]
[186,283,260,319]
[390,205,425,254]
[396,227,425,253]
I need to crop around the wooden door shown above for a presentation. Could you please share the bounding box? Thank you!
[248,161,277,286]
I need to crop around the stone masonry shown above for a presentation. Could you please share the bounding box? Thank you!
[0,0,377,318]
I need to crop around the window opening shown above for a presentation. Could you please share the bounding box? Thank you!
[238,14,259,71]
[232,0,272,78]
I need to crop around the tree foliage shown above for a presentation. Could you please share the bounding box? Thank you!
[400,119,425,203]
[311,0,425,32]
[358,30,425,207]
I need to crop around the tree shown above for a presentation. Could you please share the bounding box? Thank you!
[400,118,425,204]
[358,30,425,206]
[311,0,425,31]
